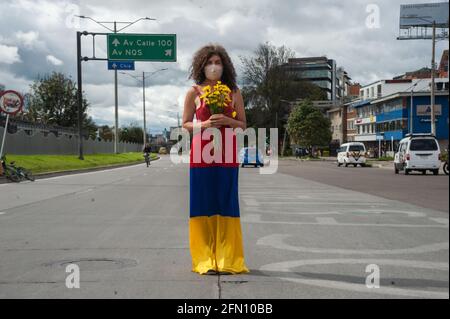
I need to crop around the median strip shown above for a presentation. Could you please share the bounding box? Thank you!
[1,153,159,177]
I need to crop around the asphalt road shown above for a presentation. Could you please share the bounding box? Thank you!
[0,155,448,299]
[278,159,449,213]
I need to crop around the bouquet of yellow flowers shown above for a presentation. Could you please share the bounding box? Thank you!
[199,81,237,119]
[199,81,237,154]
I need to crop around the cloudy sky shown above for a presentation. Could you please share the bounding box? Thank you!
[0,0,448,134]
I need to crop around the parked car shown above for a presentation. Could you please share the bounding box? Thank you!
[158,147,167,155]
[239,147,264,167]
[337,142,367,167]
[394,133,441,175]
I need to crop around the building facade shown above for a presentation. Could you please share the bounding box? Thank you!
[374,92,449,152]
[345,102,358,142]
[283,56,350,103]
[327,107,344,154]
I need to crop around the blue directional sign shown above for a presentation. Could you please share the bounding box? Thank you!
[108,60,135,70]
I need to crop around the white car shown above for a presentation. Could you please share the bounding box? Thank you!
[394,134,441,175]
[337,142,367,167]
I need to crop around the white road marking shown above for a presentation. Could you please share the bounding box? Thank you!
[75,188,93,195]
[241,214,447,228]
[316,217,338,224]
[257,234,449,255]
[0,212,5,215]
[243,198,259,206]
[245,207,342,215]
[260,259,449,299]
[242,195,312,199]
[244,201,391,206]
[241,214,262,222]
[34,163,147,181]
[430,218,449,225]
[351,209,426,218]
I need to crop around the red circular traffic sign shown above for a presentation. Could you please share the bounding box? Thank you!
[0,90,24,115]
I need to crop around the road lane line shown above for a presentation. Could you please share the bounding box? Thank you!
[316,217,338,224]
[257,234,449,255]
[245,207,342,215]
[429,218,449,225]
[260,259,449,299]
[241,217,448,228]
[75,188,93,195]
[35,163,148,181]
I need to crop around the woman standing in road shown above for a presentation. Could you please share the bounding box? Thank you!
[182,44,249,275]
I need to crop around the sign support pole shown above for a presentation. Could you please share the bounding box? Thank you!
[114,22,119,154]
[0,114,10,159]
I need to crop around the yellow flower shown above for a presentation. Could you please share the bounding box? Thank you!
[203,85,211,93]
[232,111,237,118]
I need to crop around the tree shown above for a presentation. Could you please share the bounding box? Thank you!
[287,99,331,155]
[240,42,326,130]
[98,125,113,141]
[25,72,97,138]
[120,122,144,144]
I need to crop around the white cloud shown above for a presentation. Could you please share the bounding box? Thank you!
[46,55,64,66]
[0,44,21,64]
[15,31,40,48]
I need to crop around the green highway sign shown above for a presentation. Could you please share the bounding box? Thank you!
[107,33,177,62]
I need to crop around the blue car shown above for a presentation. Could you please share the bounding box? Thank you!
[239,147,264,167]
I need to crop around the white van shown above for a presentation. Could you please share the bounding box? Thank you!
[394,134,441,175]
[337,142,367,167]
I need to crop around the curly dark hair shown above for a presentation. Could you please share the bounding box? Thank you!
[188,44,238,91]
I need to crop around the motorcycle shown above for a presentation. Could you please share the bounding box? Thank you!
[443,156,449,176]
[442,148,449,176]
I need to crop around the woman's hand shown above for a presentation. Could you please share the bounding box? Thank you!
[201,118,219,129]
[209,114,230,128]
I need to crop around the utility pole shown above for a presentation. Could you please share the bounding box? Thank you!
[410,87,414,134]
[430,20,436,136]
[142,71,147,145]
[76,31,84,160]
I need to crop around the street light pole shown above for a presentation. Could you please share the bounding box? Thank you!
[430,20,436,136]
[142,71,147,145]
[120,68,167,146]
[76,31,84,160]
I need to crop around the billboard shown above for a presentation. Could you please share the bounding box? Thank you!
[400,2,449,28]
[417,104,442,116]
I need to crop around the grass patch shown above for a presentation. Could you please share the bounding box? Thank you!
[5,153,158,174]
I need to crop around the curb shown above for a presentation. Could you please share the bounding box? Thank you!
[0,156,160,184]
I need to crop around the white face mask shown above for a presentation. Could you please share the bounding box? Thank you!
[204,64,223,81]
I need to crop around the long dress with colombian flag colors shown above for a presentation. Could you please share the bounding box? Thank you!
[189,85,249,275]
